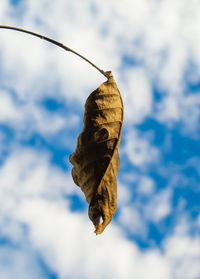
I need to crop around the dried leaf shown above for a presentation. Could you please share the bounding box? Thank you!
[69,72,124,234]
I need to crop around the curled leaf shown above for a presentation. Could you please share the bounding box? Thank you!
[69,72,123,234]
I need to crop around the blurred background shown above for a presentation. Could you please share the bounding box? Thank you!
[0,1,200,278]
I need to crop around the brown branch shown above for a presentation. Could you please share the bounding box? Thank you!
[0,25,111,79]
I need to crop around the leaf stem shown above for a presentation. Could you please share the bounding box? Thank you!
[0,25,110,79]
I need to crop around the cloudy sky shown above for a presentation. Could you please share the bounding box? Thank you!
[0,0,200,278]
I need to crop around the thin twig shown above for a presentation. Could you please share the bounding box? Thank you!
[0,25,111,79]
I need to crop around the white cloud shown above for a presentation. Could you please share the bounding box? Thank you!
[180,93,200,136]
[0,148,78,216]
[0,147,199,279]
[0,147,169,279]
[166,237,200,279]
[124,129,160,167]
[123,68,153,125]
[137,176,155,195]
[0,87,78,142]
[117,182,132,206]
[0,90,22,123]
[163,222,200,279]
[156,94,180,123]
[144,189,172,222]
[156,91,200,135]
[14,198,170,279]
[13,196,200,279]
[118,205,147,237]
[0,245,44,279]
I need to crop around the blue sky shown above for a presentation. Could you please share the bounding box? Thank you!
[0,0,200,278]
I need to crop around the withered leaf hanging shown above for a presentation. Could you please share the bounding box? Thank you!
[0,26,124,235]
[70,72,124,234]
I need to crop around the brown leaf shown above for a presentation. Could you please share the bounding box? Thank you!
[69,72,124,234]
